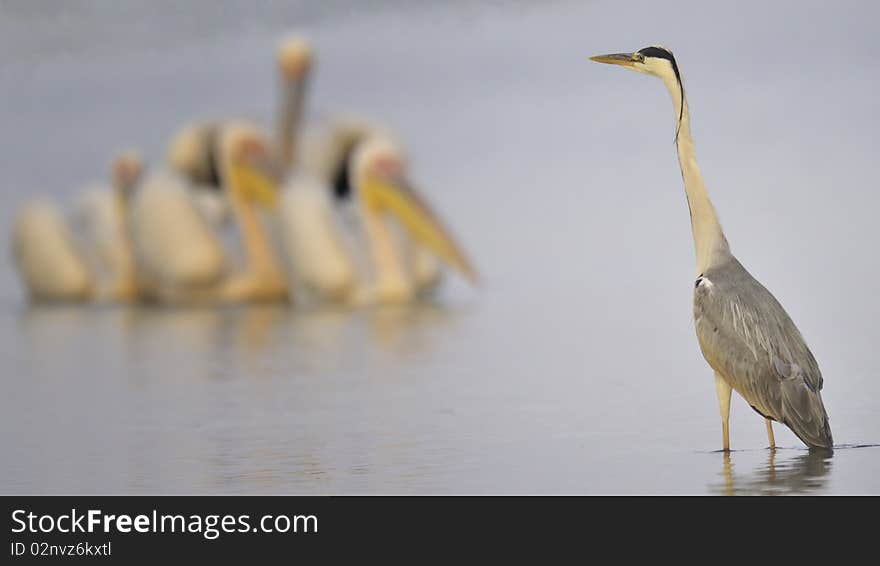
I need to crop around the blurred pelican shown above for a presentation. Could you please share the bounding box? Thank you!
[11,151,143,304]
[272,39,461,304]
[282,133,478,304]
[12,199,92,303]
[163,37,313,228]
[272,39,361,303]
[161,35,476,304]
[130,123,288,304]
[71,150,144,302]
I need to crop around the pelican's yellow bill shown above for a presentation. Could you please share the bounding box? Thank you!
[364,177,479,285]
[229,164,279,209]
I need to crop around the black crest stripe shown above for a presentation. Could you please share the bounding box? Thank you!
[638,46,685,140]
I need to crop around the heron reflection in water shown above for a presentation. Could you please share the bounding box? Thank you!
[713,450,833,496]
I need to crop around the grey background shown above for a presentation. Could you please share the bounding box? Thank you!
[0,0,877,493]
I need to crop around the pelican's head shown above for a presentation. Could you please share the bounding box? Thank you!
[590,45,680,83]
[323,117,385,201]
[167,122,223,188]
[220,123,281,210]
[277,36,312,82]
[111,149,144,198]
[352,136,478,285]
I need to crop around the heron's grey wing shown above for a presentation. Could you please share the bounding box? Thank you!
[694,257,832,448]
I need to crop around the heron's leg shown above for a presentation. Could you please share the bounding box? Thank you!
[714,372,732,452]
[765,418,776,450]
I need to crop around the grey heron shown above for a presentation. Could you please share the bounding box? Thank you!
[591,46,833,450]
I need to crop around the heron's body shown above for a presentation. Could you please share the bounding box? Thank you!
[592,46,832,450]
[695,257,832,448]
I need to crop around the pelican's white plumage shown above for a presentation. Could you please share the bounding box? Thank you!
[12,199,92,302]
[129,171,227,291]
[12,151,143,303]
[276,116,370,304]
[70,150,143,301]
[72,188,137,300]
[166,121,231,227]
[276,175,358,301]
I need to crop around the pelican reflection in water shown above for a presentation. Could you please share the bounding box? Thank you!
[17,300,462,386]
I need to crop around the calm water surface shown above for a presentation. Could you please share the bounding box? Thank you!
[1,1,878,494]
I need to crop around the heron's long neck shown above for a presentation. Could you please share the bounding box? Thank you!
[662,74,730,274]
[277,78,305,172]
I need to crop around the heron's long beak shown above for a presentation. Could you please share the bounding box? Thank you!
[362,175,479,285]
[229,159,281,210]
[590,53,638,68]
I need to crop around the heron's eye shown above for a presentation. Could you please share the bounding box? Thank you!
[634,53,645,63]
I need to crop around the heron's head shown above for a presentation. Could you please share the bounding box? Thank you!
[591,46,685,136]
[277,36,312,82]
[111,149,144,198]
[352,135,478,285]
[220,123,281,210]
[590,46,680,82]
